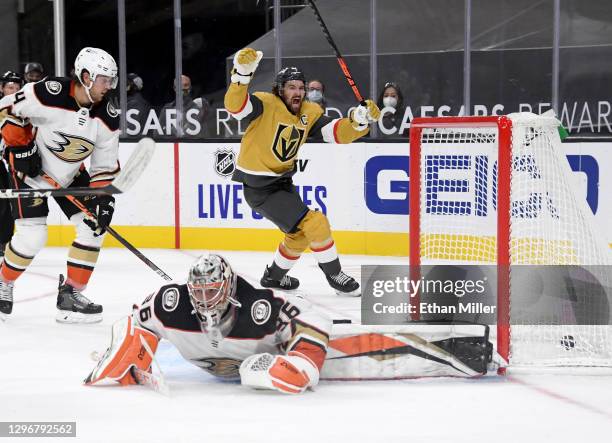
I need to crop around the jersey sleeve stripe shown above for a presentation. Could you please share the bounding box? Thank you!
[229,96,253,121]
[320,118,341,144]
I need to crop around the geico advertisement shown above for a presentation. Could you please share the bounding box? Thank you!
[48,141,612,241]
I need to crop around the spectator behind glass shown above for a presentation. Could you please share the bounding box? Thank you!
[306,79,326,108]
[159,74,210,137]
[376,82,405,138]
[126,73,152,135]
[0,71,24,97]
[24,62,44,83]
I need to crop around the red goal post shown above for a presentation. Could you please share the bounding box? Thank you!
[409,114,612,368]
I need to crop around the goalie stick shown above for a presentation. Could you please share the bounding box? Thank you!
[0,138,156,199]
[90,347,170,397]
[305,0,366,106]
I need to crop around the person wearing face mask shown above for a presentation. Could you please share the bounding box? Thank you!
[306,79,327,108]
[160,74,210,137]
[376,82,405,138]
[125,73,152,134]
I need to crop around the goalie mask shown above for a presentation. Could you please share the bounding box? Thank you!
[187,254,240,327]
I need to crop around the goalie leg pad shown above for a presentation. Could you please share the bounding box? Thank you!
[240,352,319,394]
[84,315,159,386]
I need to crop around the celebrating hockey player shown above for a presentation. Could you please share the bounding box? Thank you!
[85,254,332,394]
[0,47,120,323]
[224,48,381,296]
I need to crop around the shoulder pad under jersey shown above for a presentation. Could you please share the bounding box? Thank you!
[32,77,79,112]
[152,283,202,332]
[91,97,120,131]
[227,276,284,339]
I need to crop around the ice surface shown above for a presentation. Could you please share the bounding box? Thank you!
[1,248,611,442]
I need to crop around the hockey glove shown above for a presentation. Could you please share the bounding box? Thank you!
[4,142,42,177]
[349,100,381,130]
[82,194,115,237]
[239,352,319,394]
[231,47,263,85]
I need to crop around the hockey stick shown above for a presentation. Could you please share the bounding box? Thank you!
[131,366,170,396]
[0,138,156,199]
[134,334,171,396]
[39,171,173,282]
[305,0,366,106]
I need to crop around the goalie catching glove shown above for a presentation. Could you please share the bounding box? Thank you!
[84,315,159,386]
[349,99,381,130]
[239,351,320,394]
[231,47,263,85]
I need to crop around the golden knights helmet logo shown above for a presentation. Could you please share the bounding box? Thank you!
[271,123,305,162]
[46,131,95,163]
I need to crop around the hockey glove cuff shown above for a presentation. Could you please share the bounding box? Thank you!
[82,194,115,237]
[4,142,42,177]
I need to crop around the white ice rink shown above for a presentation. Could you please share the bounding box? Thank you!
[1,247,611,442]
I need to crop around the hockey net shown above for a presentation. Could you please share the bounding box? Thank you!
[409,113,612,368]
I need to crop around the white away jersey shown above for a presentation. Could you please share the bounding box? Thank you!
[134,276,332,378]
[0,77,120,187]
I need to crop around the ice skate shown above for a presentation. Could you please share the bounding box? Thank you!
[56,274,103,323]
[0,279,14,319]
[260,266,300,290]
[325,270,360,296]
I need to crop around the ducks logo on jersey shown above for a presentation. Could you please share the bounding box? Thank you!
[46,131,95,163]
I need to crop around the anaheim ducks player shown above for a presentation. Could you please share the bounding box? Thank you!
[224,48,381,297]
[0,71,25,260]
[0,47,120,322]
[85,254,332,394]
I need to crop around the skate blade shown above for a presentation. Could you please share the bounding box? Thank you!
[335,288,361,297]
[56,310,103,324]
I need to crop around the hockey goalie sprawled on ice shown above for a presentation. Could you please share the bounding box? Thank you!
[85,254,495,394]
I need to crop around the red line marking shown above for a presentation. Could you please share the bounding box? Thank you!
[508,375,612,421]
[174,142,181,249]
[15,291,55,303]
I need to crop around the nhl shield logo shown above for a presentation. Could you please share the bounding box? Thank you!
[214,149,236,177]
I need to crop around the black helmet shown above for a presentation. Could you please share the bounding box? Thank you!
[1,71,24,86]
[273,66,305,96]
[24,62,43,74]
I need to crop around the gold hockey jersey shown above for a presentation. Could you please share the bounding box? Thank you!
[225,83,368,187]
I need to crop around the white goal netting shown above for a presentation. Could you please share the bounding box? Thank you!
[411,113,612,367]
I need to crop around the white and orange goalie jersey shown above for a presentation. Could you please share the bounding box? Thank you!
[85,278,494,393]
[133,275,331,381]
